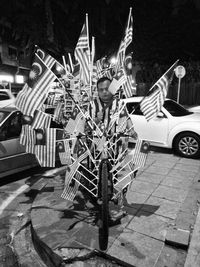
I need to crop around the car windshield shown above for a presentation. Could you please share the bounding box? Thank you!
[0,111,10,124]
[163,100,192,116]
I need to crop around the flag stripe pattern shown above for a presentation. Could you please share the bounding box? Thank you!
[74,21,90,85]
[140,61,178,121]
[35,128,57,167]
[32,110,52,129]
[58,139,72,165]
[20,125,35,154]
[116,9,133,72]
[132,139,149,170]
[15,52,56,116]
[61,172,81,201]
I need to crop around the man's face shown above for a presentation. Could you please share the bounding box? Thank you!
[97,80,113,103]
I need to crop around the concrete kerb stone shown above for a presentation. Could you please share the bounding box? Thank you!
[184,171,200,267]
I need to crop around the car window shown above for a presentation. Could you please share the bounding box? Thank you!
[0,92,10,101]
[0,112,22,141]
[126,102,143,115]
[164,100,192,116]
[0,111,10,124]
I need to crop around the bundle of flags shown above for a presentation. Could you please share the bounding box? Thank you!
[14,7,179,204]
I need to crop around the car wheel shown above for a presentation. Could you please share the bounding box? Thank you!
[174,132,200,159]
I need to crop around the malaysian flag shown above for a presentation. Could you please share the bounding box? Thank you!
[117,103,129,132]
[115,8,133,72]
[65,105,85,134]
[44,93,56,107]
[20,125,35,154]
[108,69,127,95]
[132,139,149,170]
[36,47,66,77]
[74,14,90,85]
[53,102,64,123]
[61,171,81,202]
[122,53,136,97]
[34,128,57,167]
[140,60,178,121]
[31,110,52,129]
[96,57,114,80]
[15,51,56,117]
[57,139,72,165]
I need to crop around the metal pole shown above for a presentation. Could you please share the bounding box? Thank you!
[177,77,181,104]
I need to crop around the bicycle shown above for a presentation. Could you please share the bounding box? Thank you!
[74,130,138,251]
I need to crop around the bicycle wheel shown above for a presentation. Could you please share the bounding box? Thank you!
[98,160,109,251]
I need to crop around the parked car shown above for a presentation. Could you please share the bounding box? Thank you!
[0,107,38,178]
[187,105,200,113]
[0,89,16,108]
[124,97,200,159]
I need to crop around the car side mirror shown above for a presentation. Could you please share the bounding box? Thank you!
[157,112,164,118]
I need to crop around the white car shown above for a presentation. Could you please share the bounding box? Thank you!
[187,105,200,113]
[0,89,16,108]
[124,97,200,159]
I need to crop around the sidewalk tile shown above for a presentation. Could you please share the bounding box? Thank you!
[107,229,164,267]
[154,244,187,267]
[175,211,196,231]
[145,165,170,175]
[165,228,190,248]
[161,176,192,189]
[152,161,177,168]
[179,158,200,166]
[152,185,188,203]
[124,191,150,211]
[173,163,200,173]
[126,210,169,241]
[129,180,159,195]
[167,169,197,180]
[142,196,182,219]
[137,172,165,184]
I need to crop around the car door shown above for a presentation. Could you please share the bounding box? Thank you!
[0,111,37,176]
[126,101,169,145]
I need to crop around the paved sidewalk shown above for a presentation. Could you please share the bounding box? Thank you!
[30,149,200,266]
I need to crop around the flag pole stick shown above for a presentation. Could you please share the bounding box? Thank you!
[62,55,67,72]
[68,53,74,73]
[90,36,95,99]
[86,13,92,99]
[148,59,179,92]
[86,13,90,53]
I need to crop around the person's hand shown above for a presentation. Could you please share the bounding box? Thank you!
[95,110,103,124]
[127,128,138,140]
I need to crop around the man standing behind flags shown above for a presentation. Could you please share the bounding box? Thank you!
[88,76,137,139]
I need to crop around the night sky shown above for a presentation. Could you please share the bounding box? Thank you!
[0,0,200,63]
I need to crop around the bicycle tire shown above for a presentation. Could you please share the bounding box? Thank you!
[98,160,109,251]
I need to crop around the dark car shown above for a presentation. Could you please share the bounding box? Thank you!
[0,107,38,178]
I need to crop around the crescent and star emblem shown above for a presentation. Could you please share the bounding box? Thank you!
[29,62,42,80]
[37,49,45,59]
[37,132,44,140]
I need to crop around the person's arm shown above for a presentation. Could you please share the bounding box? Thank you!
[126,117,138,140]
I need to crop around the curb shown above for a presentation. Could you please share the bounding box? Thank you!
[184,203,200,267]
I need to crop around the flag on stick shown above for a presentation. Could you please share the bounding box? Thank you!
[115,8,133,72]
[140,60,178,121]
[74,14,90,85]
[15,52,56,116]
